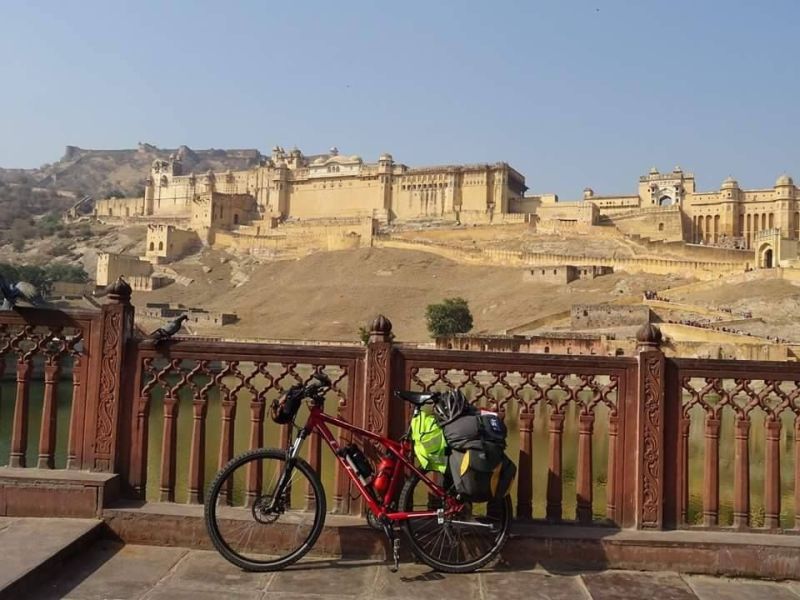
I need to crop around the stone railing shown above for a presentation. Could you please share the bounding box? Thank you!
[1,288,798,534]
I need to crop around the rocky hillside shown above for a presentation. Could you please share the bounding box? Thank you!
[0,142,264,199]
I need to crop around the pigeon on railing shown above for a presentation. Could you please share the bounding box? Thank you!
[149,314,189,343]
[0,274,46,310]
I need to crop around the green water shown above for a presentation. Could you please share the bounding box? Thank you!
[0,373,796,527]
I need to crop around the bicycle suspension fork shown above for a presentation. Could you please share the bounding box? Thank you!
[267,428,309,512]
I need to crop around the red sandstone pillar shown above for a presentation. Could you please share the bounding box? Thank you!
[517,411,534,520]
[37,363,61,469]
[364,315,393,441]
[795,418,800,530]
[636,323,665,529]
[606,413,619,521]
[703,416,721,526]
[765,418,782,529]
[9,359,32,468]
[733,417,751,528]
[576,412,595,523]
[678,416,690,524]
[85,277,134,472]
[188,391,208,504]
[546,411,565,522]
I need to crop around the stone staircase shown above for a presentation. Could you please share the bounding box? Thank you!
[0,517,103,599]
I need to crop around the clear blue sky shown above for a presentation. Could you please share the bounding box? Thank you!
[1,0,798,199]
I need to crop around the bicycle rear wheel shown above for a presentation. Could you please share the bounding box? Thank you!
[205,448,326,571]
[398,472,511,573]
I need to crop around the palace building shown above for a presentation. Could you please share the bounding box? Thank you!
[95,146,528,229]
[581,167,800,253]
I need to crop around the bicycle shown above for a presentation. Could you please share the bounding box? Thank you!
[204,371,511,573]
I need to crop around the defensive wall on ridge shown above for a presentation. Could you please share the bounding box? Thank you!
[376,238,749,279]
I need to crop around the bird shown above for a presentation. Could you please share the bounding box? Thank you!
[148,314,189,343]
[0,274,46,310]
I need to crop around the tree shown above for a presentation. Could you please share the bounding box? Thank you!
[425,297,473,338]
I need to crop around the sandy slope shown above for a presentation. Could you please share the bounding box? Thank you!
[134,247,689,342]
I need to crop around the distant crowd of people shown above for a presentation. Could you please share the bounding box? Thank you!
[643,290,669,302]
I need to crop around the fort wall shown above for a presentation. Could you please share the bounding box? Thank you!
[570,304,651,329]
[96,252,153,287]
[145,225,200,263]
[376,238,748,279]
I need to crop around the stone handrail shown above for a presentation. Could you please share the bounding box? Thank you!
[2,299,799,534]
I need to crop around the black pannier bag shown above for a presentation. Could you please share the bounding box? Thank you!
[448,445,516,502]
[438,407,516,501]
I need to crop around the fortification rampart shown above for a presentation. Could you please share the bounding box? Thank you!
[376,238,749,279]
[571,304,651,329]
[214,217,374,257]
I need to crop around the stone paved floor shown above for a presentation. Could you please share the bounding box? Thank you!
[23,540,800,600]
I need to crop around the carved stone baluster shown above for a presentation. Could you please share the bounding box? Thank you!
[576,413,595,523]
[10,360,32,468]
[678,416,691,525]
[795,418,800,530]
[245,396,265,508]
[131,391,152,498]
[188,392,208,504]
[66,354,84,470]
[733,417,751,528]
[703,416,721,526]
[37,362,61,469]
[218,396,237,505]
[159,392,180,502]
[764,418,782,529]
[606,413,619,521]
[516,411,534,520]
[546,411,565,522]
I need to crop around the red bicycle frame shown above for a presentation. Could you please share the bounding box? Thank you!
[298,403,462,522]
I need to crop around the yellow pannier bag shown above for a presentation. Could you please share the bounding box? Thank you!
[410,411,447,473]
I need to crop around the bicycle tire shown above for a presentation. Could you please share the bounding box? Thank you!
[205,448,326,571]
[398,472,511,573]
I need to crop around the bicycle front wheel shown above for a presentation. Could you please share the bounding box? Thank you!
[399,472,511,573]
[205,448,326,571]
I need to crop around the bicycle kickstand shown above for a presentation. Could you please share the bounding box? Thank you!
[380,519,400,572]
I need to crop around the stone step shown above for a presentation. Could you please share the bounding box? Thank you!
[0,516,103,599]
[103,502,800,580]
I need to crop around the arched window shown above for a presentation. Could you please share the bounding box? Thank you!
[234,213,239,225]
[543,346,550,354]
[149,242,154,251]
[158,241,164,251]
[658,222,664,231]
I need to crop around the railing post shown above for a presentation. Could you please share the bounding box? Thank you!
[363,315,393,441]
[636,323,665,529]
[85,277,134,472]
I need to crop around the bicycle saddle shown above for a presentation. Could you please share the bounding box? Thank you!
[394,390,437,406]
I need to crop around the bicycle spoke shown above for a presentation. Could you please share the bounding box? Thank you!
[401,472,510,572]
[206,449,325,570]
